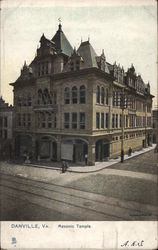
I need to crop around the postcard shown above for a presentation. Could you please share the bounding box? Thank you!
[0,0,157,249]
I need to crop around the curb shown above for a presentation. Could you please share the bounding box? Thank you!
[24,146,155,174]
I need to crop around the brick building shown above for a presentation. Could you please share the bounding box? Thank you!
[0,96,13,159]
[10,24,153,165]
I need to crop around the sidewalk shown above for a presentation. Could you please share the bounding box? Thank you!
[26,144,156,173]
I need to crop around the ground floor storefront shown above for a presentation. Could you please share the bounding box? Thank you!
[13,131,153,166]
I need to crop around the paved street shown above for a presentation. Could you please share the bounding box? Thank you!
[0,149,157,221]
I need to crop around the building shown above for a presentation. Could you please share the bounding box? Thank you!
[0,96,13,160]
[10,23,154,165]
[152,109,158,144]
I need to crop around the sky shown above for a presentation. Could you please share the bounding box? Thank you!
[0,0,157,107]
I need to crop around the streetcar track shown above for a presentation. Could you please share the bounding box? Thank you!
[1,172,157,215]
[0,183,122,220]
[1,174,136,212]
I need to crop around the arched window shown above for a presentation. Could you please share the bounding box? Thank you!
[43,88,49,104]
[101,87,104,104]
[64,87,70,104]
[38,89,42,105]
[96,85,100,103]
[106,89,109,105]
[80,85,86,104]
[72,86,77,104]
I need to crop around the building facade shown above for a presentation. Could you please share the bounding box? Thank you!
[10,24,153,165]
[152,109,158,144]
[0,96,13,160]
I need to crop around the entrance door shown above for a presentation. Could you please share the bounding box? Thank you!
[75,144,83,162]
[52,141,57,160]
[103,143,109,159]
[96,140,103,161]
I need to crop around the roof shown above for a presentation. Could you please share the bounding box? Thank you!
[0,96,13,110]
[52,24,73,57]
[77,41,98,68]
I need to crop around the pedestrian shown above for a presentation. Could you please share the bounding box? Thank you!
[128,147,132,156]
[61,161,65,173]
[85,154,88,165]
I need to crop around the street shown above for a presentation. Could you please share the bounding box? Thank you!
[0,149,157,221]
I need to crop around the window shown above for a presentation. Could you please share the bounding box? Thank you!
[27,114,31,127]
[53,114,57,128]
[96,86,100,103]
[72,86,77,104]
[64,87,70,104]
[28,94,32,106]
[23,95,27,106]
[23,114,26,127]
[80,85,86,104]
[41,113,46,128]
[80,112,85,129]
[48,113,52,128]
[126,115,128,128]
[105,113,109,128]
[43,88,49,104]
[38,89,42,105]
[18,114,21,126]
[113,91,116,106]
[64,113,70,128]
[0,117,2,127]
[112,114,115,128]
[54,92,57,105]
[101,87,104,104]
[143,117,146,127]
[120,114,122,127]
[116,114,118,128]
[17,96,22,106]
[106,89,109,105]
[101,113,104,128]
[4,117,7,127]
[72,113,77,129]
[4,130,7,139]
[45,61,49,74]
[116,92,119,106]
[76,60,80,70]
[70,62,74,71]
[96,112,100,129]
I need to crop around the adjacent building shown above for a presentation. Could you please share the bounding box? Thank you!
[0,96,13,159]
[10,24,154,165]
[152,109,158,144]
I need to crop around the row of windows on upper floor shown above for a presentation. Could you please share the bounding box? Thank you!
[112,131,145,142]
[17,112,57,129]
[34,60,145,93]
[37,60,81,77]
[64,112,85,129]
[96,112,151,129]
[64,86,86,104]
[16,112,86,130]
[15,87,152,111]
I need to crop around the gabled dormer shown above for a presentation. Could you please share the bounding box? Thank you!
[126,64,137,89]
[136,74,145,94]
[37,33,56,58]
[112,62,124,84]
